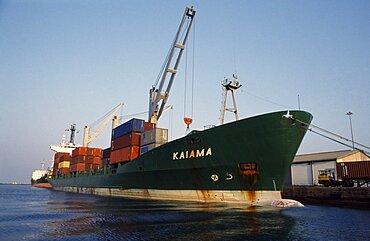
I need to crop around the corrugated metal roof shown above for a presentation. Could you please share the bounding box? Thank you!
[293,150,354,163]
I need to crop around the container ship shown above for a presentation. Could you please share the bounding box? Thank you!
[48,7,313,207]
[31,162,51,188]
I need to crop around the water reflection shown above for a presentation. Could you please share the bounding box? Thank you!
[44,193,300,240]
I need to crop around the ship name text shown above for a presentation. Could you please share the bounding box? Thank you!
[173,148,212,160]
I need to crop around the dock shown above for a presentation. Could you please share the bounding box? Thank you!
[282,186,370,208]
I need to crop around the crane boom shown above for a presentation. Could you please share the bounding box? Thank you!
[148,6,196,124]
[83,103,123,147]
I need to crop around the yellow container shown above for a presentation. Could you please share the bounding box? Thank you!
[58,161,70,169]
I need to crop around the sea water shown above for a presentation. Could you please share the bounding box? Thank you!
[0,185,369,241]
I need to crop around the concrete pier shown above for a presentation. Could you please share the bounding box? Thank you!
[282,186,370,208]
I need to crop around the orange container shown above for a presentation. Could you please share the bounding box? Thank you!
[144,122,156,132]
[110,146,139,164]
[84,156,94,164]
[70,163,86,172]
[72,147,88,157]
[86,163,101,170]
[58,167,69,175]
[92,156,101,165]
[71,156,88,165]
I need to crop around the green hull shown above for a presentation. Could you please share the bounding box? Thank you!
[50,111,312,197]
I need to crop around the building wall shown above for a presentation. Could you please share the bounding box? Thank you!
[291,161,336,185]
[291,163,312,185]
[337,152,370,163]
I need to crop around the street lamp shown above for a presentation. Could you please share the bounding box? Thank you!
[346,111,355,150]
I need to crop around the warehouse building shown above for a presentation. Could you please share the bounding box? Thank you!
[285,150,370,186]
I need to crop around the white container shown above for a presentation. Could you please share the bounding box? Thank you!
[140,128,168,146]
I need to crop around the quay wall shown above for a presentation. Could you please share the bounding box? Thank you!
[282,186,370,207]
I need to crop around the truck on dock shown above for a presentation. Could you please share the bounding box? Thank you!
[318,169,354,187]
[318,159,370,187]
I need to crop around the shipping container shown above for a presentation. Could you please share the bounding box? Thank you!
[112,118,144,140]
[72,147,88,157]
[140,128,168,146]
[336,161,370,179]
[58,161,70,169]
[53,162,59,169]
[140,143,162,155]
[70,163,86,172]
[110,146,140,164]
[87,147,102,157]
[71,155,89,165]
[58,167,69,175]
[60,155,71,162]
[86,163,101,170]
[85,156,102,165]
[54,152,70,164]
[144,122,156,132]
[102,148,111,159]
[102,158,110,166]
[54,152,69,159]
[111,132,141,151]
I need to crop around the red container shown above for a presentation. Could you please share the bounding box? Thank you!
[336,161,370,179]
[60,155,71,162]
[58,167,69,175]
[86,147,102,157]
[54,152,69,159]
[110,146,139,164]
[54,153,70,164]
[71,156,88,165]
[111,132,141,151]
[70,163,86,172]
[72,147,88,157]
[144,122,156,131]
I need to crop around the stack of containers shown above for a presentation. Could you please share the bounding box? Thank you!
[101,147,111,166]
[86,147,102,170]
[110,118,152,164]
[140,127,168,154]
[70,147,102,173]
[53,152,70,175]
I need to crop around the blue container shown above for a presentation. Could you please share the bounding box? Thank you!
[112,118,144,140]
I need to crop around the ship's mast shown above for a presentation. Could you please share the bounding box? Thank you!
[69,124,76,145]
[148,7,196,124]
[220,74,241,124]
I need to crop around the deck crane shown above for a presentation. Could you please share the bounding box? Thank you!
[148,6,196,124]
[82,103,123,147]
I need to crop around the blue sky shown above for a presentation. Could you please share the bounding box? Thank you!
[1,0,369,183]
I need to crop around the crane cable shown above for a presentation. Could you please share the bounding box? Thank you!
[293,117,370,151]
[183,18,195,132]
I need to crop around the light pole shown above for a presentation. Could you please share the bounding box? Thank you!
[346,111,355,150]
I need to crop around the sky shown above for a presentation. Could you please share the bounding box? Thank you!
[1,0,369,183]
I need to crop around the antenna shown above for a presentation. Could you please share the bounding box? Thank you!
[220,74,242,124]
